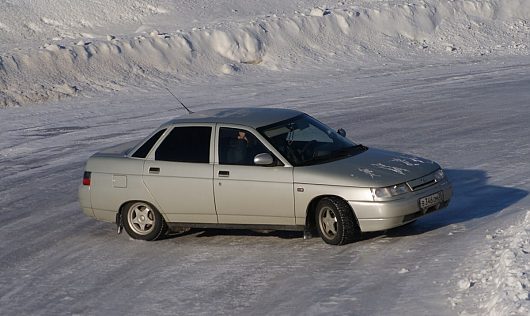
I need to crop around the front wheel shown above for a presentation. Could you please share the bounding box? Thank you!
[315,197,359,245]
[123,201,168,241]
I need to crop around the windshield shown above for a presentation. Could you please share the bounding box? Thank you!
[258,114,367,166]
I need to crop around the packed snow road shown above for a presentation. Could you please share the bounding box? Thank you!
[1,57,529,315]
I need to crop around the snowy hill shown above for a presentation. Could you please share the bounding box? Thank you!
[1,0,529,107]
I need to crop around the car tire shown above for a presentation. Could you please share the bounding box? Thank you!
[315,197,359,245]
[123,201,168,241]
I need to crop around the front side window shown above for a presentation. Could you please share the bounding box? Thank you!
[258,114,366,166]
[155,126,211,163]
[218,127,270,165]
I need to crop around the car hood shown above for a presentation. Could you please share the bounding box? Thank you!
[293,148,439,187]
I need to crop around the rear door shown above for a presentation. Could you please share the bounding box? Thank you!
[213,126,295,225]
[142,124,217,223]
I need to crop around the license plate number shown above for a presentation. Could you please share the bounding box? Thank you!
[419,191,443,209]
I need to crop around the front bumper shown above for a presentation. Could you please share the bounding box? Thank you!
[350,180,453,232]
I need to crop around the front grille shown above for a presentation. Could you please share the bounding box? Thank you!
[407,172,437,191]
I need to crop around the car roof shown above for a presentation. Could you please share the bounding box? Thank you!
[161,107,303,129]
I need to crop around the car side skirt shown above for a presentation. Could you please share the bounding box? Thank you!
[167,222,305,232]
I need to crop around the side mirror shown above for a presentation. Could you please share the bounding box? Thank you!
[337,128,346,137]
[254,153,274,166]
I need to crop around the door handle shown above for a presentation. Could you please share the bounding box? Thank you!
[218,170,230,177]
[149,167,160,174]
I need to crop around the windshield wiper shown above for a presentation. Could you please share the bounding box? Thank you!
[334,144,367,157]
[299,144,367,166]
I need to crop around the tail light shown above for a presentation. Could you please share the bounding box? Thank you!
[82,171,91,186]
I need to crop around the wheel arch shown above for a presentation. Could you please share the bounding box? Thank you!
[304,195,359,235]
[117,200,169,223]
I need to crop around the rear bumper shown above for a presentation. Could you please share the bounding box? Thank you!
[349,180,453,232]
[78,185,95,218]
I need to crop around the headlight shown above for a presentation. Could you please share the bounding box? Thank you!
[434,169,445,182]
[371,183,411,199]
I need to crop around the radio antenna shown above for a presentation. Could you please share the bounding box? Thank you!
[165,87,194,114]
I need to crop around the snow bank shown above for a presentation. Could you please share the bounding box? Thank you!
[0,0,166,45]
[1,0,529,107]
[450,211,530,315]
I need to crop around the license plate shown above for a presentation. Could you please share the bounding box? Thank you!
[419,191,443,209]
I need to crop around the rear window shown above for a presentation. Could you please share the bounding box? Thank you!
[132,129,166,158]
[155,126,211,163]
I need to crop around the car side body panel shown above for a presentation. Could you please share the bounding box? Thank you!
[140,123,218,223]
[214,164,295,225]
[142,160,218,223]
[83,156,158,223]
[293,183,372,226]
[213,123,296,225]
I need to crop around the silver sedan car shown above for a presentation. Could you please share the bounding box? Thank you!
[79,108,452,245]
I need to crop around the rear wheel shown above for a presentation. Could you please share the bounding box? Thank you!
[315,197,359,245]
[123,202,168,240]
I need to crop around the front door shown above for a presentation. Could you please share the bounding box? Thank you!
[213,126,295,225]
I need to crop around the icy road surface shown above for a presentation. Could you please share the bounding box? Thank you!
[1,58,529,315]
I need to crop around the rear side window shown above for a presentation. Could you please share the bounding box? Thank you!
[155,126,211,163]
[132,129,166,158]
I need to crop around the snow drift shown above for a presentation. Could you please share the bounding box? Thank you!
[450,210,530,315]
[0,0,529,107]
